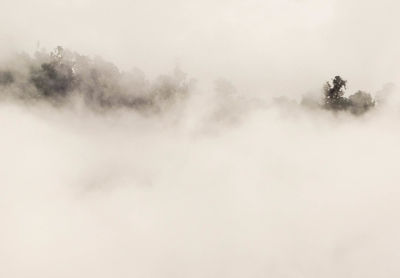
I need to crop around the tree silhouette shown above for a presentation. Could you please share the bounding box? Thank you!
[323,76,350,110]
[30,46,76,97]
[323,75,375,114]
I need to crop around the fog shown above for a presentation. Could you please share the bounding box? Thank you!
[1,0,400,95]
[1,0,400,277]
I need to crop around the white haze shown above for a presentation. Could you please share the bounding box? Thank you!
[2,97,400,277]
[1,0,400,277]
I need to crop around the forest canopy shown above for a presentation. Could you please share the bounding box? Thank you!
[0,47,378,116]
[0,46,193,113]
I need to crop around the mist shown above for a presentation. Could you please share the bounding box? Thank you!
[2,0,400,277]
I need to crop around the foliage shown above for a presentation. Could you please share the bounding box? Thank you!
[0,46,193,113]
[322,76,375,114]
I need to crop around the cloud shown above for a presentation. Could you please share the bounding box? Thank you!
[1,0,400,276]
[0,49,400,276]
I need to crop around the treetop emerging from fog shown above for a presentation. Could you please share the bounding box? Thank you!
[0,46,193,113]
[0,46,378,116]
[323,76,375,115]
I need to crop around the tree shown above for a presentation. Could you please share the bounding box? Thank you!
[323,76,350,110]
[348,91,375,115]
[30,46,76,98]
[322,75,375,114]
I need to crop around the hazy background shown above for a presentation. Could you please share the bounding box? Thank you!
[1,0,399,96]
[1,0,400,277]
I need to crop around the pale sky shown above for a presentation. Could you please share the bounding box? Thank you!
[1,0,399,97]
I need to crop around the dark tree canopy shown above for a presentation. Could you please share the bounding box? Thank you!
[323,76,375,114]
[323,76,350,110]
[0,46,193,113]
[31,47,76,97]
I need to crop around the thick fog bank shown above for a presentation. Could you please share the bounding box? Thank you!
[2,97,400,277]
[2,0,400,275]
